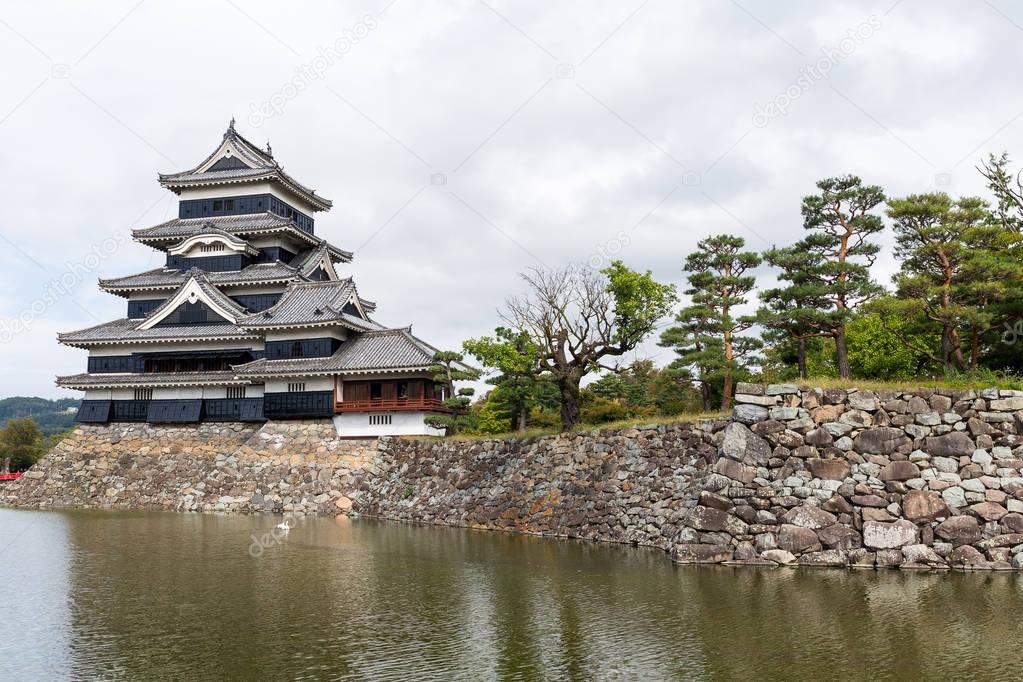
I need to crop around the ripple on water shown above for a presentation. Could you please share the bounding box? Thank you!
[3,509,1023,681]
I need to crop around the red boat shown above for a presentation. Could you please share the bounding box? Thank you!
[0,472,23,482]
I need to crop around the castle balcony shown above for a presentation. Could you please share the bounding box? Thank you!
[334,397,449,413]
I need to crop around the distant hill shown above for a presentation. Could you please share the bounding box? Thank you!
[0,397,81,436]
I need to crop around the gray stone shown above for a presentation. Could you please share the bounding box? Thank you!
[765,383,799,396]
[853,427,910,455]
[720,423,772,465]
[847,391,879,411]
[781,505,837,530]
[862,520,918,549]
[925,432,976,457]
[672,544,733,564]
[733,404,769,424]
[761,549,797,565]
[941,486,967,509]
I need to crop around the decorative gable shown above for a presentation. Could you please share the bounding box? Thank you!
[138,274,245,330]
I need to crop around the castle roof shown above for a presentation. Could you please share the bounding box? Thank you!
[237,279,381,331]
[233,327,445,378]
[57,371,251,390]
[158,121,331,211]
[57,318,258,347]
[132,213,352,261]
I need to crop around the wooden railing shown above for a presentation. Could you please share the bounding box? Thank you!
[335,397,448,413]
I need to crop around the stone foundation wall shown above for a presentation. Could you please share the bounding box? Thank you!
[671,384,1023,570]
[5,383,1023,571]
[0,421,378,514]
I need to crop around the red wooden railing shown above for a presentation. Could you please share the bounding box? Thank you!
[335,398,449,413]
[0,472,23,482]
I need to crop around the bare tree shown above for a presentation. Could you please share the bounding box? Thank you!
[502,262,677,430]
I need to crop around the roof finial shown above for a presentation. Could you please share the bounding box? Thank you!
[228,116,236,132]
[265,140,273,157]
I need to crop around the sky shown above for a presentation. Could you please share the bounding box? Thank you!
[1,0,1022,398]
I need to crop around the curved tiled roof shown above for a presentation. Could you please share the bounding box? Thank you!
[158,122,331,210]
[233,327,443,377]
[238,279,380,330]
[58,318,258,347]
[100,262,302,295]
[132,214,353,262]
[139,270,248,325]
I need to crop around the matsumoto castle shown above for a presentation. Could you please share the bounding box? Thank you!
[58,121,456,437]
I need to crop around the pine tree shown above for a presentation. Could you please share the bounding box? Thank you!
[463,327,553,432]
[660,234,761,410]
[757,244,836,379]
[886,193,997,372]
[799,175,886,378]
[424,351,480,434]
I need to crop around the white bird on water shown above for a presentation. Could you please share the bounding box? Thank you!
[276,519,292,532]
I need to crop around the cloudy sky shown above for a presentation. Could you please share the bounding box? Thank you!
[1,0,1021,398]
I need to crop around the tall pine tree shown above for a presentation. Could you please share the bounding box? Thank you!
[799,175,886,378]
[660,234,761,410]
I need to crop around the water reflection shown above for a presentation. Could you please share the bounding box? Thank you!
[1,508,1022,680]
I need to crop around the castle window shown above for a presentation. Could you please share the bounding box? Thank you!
[291,341,303,358]
[288,382,306,393]
[134,388,153,401]
[226,386,246,399]
[369,414,392,426]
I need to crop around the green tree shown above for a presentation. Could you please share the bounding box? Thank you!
[1,417,45,472]
[845,310,936,380]
[660,234,761,410]
[799,175,886,378]
[758,244,835,379]
[463,327,553,432]
[886,192,1002,372]
[502,261,677,430]
[424,351,480,435]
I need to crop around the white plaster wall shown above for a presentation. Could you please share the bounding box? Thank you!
[333,412,444,438]
[264,328,347,342]
[265,377,334,392]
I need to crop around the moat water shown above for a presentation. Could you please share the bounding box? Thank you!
[2,508,1022,681]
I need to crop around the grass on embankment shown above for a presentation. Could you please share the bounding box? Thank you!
[404,374,1023,443]
[406,411,730,443]
[791,375,1023,392]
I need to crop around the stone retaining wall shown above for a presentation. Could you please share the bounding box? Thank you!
[0,421,377,514]
[671,383,1023,570]
[5,383,1023,571]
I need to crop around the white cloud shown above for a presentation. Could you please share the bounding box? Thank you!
[1,0,1022,397]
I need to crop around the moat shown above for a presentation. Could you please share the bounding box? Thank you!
[2,508,1022,681]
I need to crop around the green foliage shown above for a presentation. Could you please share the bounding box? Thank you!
[660,234,761,410]
[796,175,887,378]
[501,262,676,431]
[425,351,481,435]
[0,397,80,436]
[463,327,555,432]
[845,310,935,380]
[1,417,47,471]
